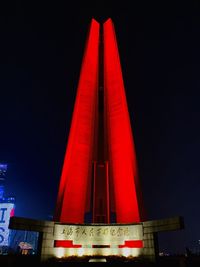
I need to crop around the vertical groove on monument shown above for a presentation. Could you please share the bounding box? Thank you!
[92,24,110,223]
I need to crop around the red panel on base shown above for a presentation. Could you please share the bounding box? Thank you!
[54,240,82,248]
[119,240,143,248]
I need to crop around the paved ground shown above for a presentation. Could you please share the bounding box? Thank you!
[0,255,200,267]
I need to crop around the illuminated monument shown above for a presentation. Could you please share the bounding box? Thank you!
[54,18,142,225]
[9,18,184,262]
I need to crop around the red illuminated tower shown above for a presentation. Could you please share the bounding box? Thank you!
[54,18,143,224]
[9,19,184,262]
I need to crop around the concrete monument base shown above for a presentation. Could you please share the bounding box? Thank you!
[9,216,184,262]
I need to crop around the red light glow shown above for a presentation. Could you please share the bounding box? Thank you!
[103,19,141,223]
[54,19,99,223]
[119,240,143,248]
[54,240,82,248]
[55,18,143,224]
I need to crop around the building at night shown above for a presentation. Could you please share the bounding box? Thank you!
[9,18,184,262]
[0,163,15,254]
[0,164,38,255]
[0,163,7,199]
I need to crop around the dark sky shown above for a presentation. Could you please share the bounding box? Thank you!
[1,0,200,254]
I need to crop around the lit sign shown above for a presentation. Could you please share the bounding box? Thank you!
[54,224,143,245]
[0,203,15,246]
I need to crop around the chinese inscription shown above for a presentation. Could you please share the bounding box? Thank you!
[54,224,143,245]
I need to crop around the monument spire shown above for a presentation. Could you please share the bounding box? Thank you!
[54,18,143,224]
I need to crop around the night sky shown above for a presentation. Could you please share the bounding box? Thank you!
[1,0,200,254]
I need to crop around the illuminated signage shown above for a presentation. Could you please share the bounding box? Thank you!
[54,224,143,246]
[0,203,15,246]
[53,224,143,258]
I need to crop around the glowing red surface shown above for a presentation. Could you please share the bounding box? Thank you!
[92,161,110,223]
[103,19,141,223]
[119,240,143,248]
[54,240,81,248]
[54,19,99,223]
[54,18,143,224]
